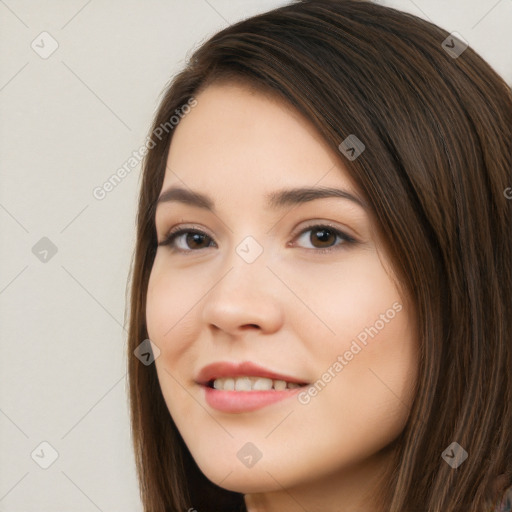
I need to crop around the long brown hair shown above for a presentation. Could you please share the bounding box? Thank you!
[126,1,512,510]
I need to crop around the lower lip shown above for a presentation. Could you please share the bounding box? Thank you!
[202,385,304,413]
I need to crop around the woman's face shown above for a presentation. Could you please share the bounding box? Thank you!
[146,82,418,507]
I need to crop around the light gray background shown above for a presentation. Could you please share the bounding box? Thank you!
[0,1,510,511]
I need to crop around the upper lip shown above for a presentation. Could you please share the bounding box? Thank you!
[196,361,308,386]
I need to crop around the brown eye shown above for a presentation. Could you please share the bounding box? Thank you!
[310,227,337,248]
[294,224,355,252]
[183,232,211,249]
[158,228,216,251]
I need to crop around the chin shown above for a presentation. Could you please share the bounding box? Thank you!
[204,466,283,494]
[187,446,289,494]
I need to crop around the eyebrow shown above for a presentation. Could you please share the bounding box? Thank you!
[155,185,367,212]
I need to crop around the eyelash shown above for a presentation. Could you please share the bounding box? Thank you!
[157,223,357,255]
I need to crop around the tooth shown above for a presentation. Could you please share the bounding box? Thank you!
[235,377,252,391]
[212,376,303,391]
[273,380,287,391]
[224,378,235,391]
[253,377,273,391]
[213,378,224,390]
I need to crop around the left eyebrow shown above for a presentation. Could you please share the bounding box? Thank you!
[267,186,367,210]
[155,185,367,212]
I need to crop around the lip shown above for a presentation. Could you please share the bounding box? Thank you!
[196,361,309,413]
[196,361,308,386]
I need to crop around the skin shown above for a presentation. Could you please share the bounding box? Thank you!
[146,82,419,511]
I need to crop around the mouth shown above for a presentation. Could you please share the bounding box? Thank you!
[196,361,309,413]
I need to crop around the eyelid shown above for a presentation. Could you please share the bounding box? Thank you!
[158,221,358,253]
[289,220,357,244]
[158,223,216,248]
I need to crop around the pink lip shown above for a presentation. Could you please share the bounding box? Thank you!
[196,361,307,385]
[196,361,308,413]
[203,387,304,413]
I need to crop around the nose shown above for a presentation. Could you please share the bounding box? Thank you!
[199,254,285,337]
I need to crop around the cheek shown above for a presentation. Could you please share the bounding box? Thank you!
[295,253,418,436]
[320,303,417,437]
[287,250,407,355]
[292,307,417,479]
[145,258,202,355]
[145,262,206,421]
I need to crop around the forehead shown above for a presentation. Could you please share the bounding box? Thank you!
[162,82,358,195]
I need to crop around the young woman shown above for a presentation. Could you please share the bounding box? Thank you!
[126,1,512,510]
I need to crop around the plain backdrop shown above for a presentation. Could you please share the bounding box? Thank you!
[0,1,511,510]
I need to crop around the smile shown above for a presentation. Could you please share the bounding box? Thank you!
[196,361,309,413]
